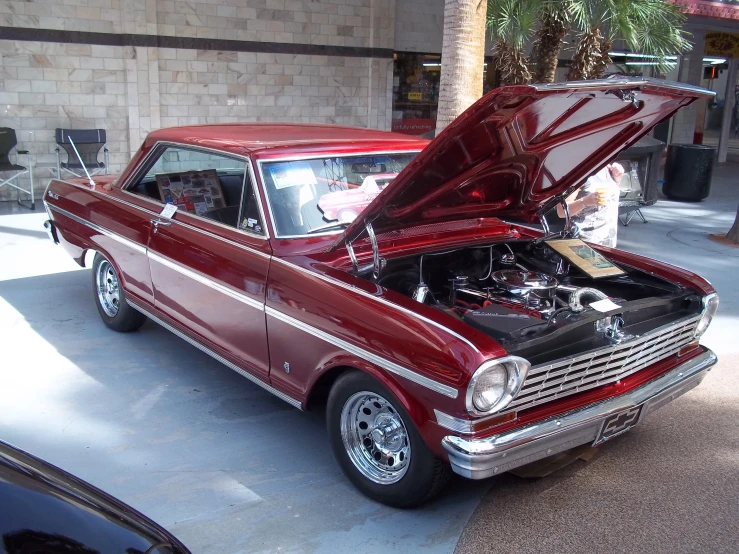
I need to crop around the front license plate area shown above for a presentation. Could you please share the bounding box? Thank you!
[594,405,643,445]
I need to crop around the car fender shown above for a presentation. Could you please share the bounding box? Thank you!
[306,354,433,429]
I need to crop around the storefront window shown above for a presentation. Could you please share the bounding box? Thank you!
[391,53,441,136]
[392,53,497,137]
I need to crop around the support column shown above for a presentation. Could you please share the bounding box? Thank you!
[122,0,159,154]
[672,30,707,145]
[718,58,737,163]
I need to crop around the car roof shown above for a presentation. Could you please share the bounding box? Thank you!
[145,123,430,159]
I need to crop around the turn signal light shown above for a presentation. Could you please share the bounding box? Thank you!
[678,341,700,357]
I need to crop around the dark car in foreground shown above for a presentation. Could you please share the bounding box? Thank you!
[0,440,190,554]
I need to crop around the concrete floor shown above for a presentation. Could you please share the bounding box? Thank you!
[0,164,737,553]
[0,205,486,553]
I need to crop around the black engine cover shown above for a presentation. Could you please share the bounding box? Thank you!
[463,304,545,342]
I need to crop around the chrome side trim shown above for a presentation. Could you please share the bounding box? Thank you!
[270,256,481,354]
[531,77,715,96]
[442,349,717,479]
[126,298,302,409]
[147,251,265,311]
[52,174,271,260]
[265,305,459,399]
[53,179,161,216]
[47,204,147,255]
[434,409,477,435]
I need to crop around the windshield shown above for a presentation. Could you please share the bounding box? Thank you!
[260,153,419,236]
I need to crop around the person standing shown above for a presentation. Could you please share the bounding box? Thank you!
[558,163,624,247]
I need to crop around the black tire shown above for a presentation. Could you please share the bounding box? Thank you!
[327,370,451,508]
[91,253,146,332]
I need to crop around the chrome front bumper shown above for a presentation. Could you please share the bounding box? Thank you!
[442,349,717,479]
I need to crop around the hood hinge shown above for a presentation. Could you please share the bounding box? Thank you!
[366,221,386,281]
[344,221,386,280]
[346,240,359,273]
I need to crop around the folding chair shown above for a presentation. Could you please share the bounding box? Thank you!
[55,128,109,179]
[0,127,35,210]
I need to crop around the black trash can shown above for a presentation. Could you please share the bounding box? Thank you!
[663,144,716,201]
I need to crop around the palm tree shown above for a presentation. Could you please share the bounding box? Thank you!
[567,0,691,81]
[531,1,570,83]
[435,0,488,135]
[727,206,739,244]
[487,0,542,85]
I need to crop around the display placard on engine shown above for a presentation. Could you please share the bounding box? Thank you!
[546,239,625,278]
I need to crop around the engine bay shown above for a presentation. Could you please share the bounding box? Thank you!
[369,240,703,364]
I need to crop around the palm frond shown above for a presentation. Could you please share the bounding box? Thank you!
[487,0,542,50]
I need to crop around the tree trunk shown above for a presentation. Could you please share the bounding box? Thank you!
[492,39,532,85]
[591,38,613,79]
[567,29,602,81]
[532,8,568,83]
[728,204,739,244]
[435,0,487,136]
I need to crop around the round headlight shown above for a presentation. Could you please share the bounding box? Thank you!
[471,365,508,412]
[466,356,530,415]
[694,293,719,339]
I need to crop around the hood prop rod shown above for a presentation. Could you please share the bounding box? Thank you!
[365,221,385,281]
[346,240,359,273]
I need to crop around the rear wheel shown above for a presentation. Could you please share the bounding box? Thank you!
[327,371,451,507]
[92,253,146,332]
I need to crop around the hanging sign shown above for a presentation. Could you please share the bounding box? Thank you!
[706,31,739,57]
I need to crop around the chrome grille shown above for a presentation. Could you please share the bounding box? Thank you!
[509,315,701,412]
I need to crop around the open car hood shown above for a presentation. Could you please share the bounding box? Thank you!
[332,78,713,249]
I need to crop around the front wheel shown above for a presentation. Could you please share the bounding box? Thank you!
[92,253,146,332]
[327,371,451,507]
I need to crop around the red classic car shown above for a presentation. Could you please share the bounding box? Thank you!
[43,78,719,507]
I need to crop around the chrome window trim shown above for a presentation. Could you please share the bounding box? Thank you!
[47,185,271,260]
[265,305,459,399]
[255,150,422,239]
[270,256,481,354]
[47,204,147,255]
[147,251,265,311]
[120,140,271,240]
[125,298,302,409]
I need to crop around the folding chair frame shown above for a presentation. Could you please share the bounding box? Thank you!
[54,146,109,180]
[0,149,35,210]
[619,208,648,226]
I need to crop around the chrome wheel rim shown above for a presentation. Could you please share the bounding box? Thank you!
[340,391,410,484]
[96,260,120,317]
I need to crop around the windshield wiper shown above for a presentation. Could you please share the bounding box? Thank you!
[306,222,351,234]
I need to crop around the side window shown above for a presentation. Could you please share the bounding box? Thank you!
[127,146,264,235]
[238,177,265,235]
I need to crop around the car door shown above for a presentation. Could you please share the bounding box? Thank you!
[125,144,272,380]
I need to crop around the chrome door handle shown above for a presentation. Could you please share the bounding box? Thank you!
[151,218,172,232]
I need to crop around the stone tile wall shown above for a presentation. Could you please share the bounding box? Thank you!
[0,40,131,202]
[156,51,387,130]
[0,0,396,201]
[394,0,443,53]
